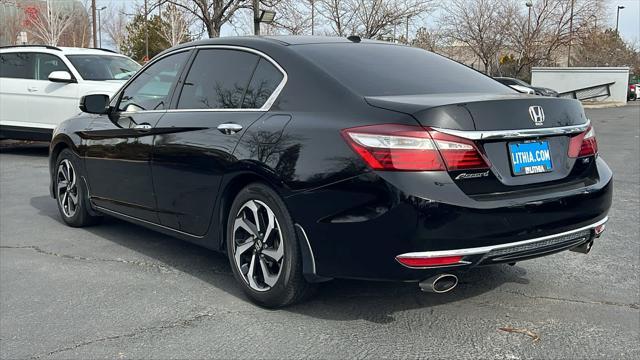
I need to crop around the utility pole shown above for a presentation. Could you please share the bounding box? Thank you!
[405,16,409,43]
[253,0,260,35]
[311,0,315,36]
[567,0,574,67]
[526,1,532,36]
[393,23,397,43]
[97,6,106,48]
[616,6,625,33]
[91,0,97,47]
[144,0,149,60]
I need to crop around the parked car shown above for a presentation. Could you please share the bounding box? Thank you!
[495,77,559,97]
[49,37,611,307]
[0,45,141,141]
[628,83,638,101]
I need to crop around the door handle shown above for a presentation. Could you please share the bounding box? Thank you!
[133,123,152,131]
[27,87,38,92]
[217,123,243,135]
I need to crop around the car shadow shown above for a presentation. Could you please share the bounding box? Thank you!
[30,195,530,324]
[0,141,49,156]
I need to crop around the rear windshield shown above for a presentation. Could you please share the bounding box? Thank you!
[294,43,512,96]
[66,55,141,81]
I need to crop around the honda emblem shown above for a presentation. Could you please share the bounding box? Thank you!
[529,106,545,126]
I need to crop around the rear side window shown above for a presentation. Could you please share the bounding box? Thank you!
[242,58,284,109]
[0,52,34,79]
[118,51,189,112]
[34,53,70,80]
[177,49,259,109]
[294,44,511,96]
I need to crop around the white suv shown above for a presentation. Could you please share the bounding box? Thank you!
[0,45,141,140]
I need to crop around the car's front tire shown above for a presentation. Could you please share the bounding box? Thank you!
[226,182,314,308]
[55,149,101,227]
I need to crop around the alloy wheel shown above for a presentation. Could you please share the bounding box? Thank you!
[232,199,284,292]
[57,159,79,218]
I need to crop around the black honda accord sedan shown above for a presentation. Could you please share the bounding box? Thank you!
[49,36,612,307]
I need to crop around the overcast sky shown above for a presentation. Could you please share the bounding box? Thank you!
[100,0,640,47]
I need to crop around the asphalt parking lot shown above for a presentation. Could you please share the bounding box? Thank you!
[1,103,638,359]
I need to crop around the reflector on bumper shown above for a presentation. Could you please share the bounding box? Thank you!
[395,255,465,268]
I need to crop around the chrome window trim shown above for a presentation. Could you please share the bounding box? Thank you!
[114,45,288,115]
[396,216,607,260]
[432,120,590,140]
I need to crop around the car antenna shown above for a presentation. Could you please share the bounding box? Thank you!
[347,35,361,43]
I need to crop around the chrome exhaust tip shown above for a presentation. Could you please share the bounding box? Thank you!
[570,240,594,254]
[419,274,458,293]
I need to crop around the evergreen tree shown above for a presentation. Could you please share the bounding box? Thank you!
[121,15,169,62]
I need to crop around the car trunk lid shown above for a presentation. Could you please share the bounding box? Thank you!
[364,93,594,196]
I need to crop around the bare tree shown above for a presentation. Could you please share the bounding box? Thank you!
[351,0,433,39]
[162,0,251,37]
[411,27,441,52]
[22,0,75,46]
[317,0,432,39]
[271,0,314,35]
[104,5,129,52]
[0,1,26,45]
[159,3,192,46]
[60,0,90,47]
[573,28,640,73]
[503,0,604,77]
[317,0,355,36]
[438,0,513,75]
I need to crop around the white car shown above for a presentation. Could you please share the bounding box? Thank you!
[0,45,141,140]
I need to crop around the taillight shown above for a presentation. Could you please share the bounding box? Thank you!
[396,255,464,268]
[341,124,445,171]
[429,130,491,170]
[568,126,598,158]
[341,124,489,171]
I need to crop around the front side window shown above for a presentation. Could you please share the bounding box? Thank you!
[67,55,141,81]
[34,53,70,80]
[118,51,189,112]
[177,49,259,109]
[0,52,34,79]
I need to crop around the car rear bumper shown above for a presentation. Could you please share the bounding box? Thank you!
[286,157,612,281]
[396,216,606,268]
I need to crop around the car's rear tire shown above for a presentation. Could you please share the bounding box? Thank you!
[55,149,101,227]
[226,182,314,308]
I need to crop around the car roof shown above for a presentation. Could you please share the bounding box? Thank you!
[166,35,389,51]
[0,45,127,57]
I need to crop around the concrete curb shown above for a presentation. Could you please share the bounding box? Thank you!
[582,102,629,109]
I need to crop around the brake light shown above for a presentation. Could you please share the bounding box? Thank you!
[341,124,445,171]
[568,126,598,158]
[396,255,464,268]
[429,130,491,170]
[341,124,489,171]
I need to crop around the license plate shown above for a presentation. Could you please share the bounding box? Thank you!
[508,141,553,176]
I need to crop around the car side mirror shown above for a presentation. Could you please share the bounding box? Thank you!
[48,71,76,83]
[80,94,110,114]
